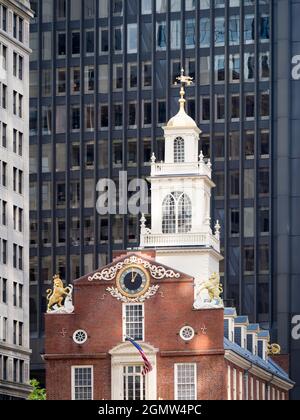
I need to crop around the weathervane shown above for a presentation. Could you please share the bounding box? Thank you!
[174,68,194,104]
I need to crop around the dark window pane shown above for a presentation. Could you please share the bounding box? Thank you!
[72,32,80,55]
[58,33,66,56]
[158,101,166,125]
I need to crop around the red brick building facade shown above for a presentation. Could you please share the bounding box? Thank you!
[44,251,293,400]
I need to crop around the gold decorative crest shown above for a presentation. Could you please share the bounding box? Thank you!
[267,343,281,356]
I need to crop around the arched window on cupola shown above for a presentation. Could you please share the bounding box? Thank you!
[162,192,192,234]
[174,137,185,163]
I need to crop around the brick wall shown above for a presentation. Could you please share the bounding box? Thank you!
[45,253,226,400]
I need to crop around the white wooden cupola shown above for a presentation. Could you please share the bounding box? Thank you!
[140,69,223,298]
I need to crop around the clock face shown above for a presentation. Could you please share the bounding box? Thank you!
[116,265,150,298]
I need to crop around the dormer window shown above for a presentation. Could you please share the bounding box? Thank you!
[257,340,264,359]
[224,318,235,342]
[247,333,257,354]
[162,192,192,234]
[234,327,242,347]
[174,137,185,163]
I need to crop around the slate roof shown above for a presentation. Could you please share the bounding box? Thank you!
[247,324,260,332]
[224,308,237,317]
[224,337,294,385]
[257,331,270,339]
[234,316,249,325]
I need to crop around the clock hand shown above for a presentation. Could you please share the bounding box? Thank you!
[131,273,138,283]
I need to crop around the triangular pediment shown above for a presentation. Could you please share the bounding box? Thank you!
[109,341,159,356]
[74,252,193,285]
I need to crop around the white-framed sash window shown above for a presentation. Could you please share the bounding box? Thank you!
[71,366,93,400]
[123,365,146,401]
[174,363,197,400]
[123,303,144,342]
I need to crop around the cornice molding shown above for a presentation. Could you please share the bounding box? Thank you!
[249,365,272,381]
[161,349,225,357]
[225,350,294,389]
[43,353,107,361]
[225,350,252,370]
[270,376,295,391]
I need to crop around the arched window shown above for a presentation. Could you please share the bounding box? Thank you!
[174,137,185,163]
[162,194,176,234]
[177,193,192,233]
[162,192,192,234]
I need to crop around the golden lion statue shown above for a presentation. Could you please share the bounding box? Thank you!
[46,275,72,312]
[200,272,223,301]
[194,272,224,309]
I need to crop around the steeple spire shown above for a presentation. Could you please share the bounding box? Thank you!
[167,68,197,129]
[175,68,193,112]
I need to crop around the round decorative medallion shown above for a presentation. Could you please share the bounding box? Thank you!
[116,264,150,299]
[179,326,195,342]
[73,330,88,345]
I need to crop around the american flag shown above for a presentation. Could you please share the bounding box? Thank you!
[126,337,153,376]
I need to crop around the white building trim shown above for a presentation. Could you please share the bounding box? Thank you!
[109,342,158,400]
[233,368,237,400]
[239,371,243,400]
[227,365,231,400]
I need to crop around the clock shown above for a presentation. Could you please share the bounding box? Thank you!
[116,265,150,298]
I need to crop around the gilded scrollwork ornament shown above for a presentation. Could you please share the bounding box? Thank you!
[88,255,181,282]
[106,285,160,303]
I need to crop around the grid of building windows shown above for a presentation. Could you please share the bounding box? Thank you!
[0,0,32,400]
[0,355,25,385]
[29,0,272,373]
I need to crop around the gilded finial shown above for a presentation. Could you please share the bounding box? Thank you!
[175,68,193,87]
[174,68,193,110]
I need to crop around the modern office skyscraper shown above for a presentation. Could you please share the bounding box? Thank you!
[273,0,300,401]
[0,0,33,400]
[28,0,299,399]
